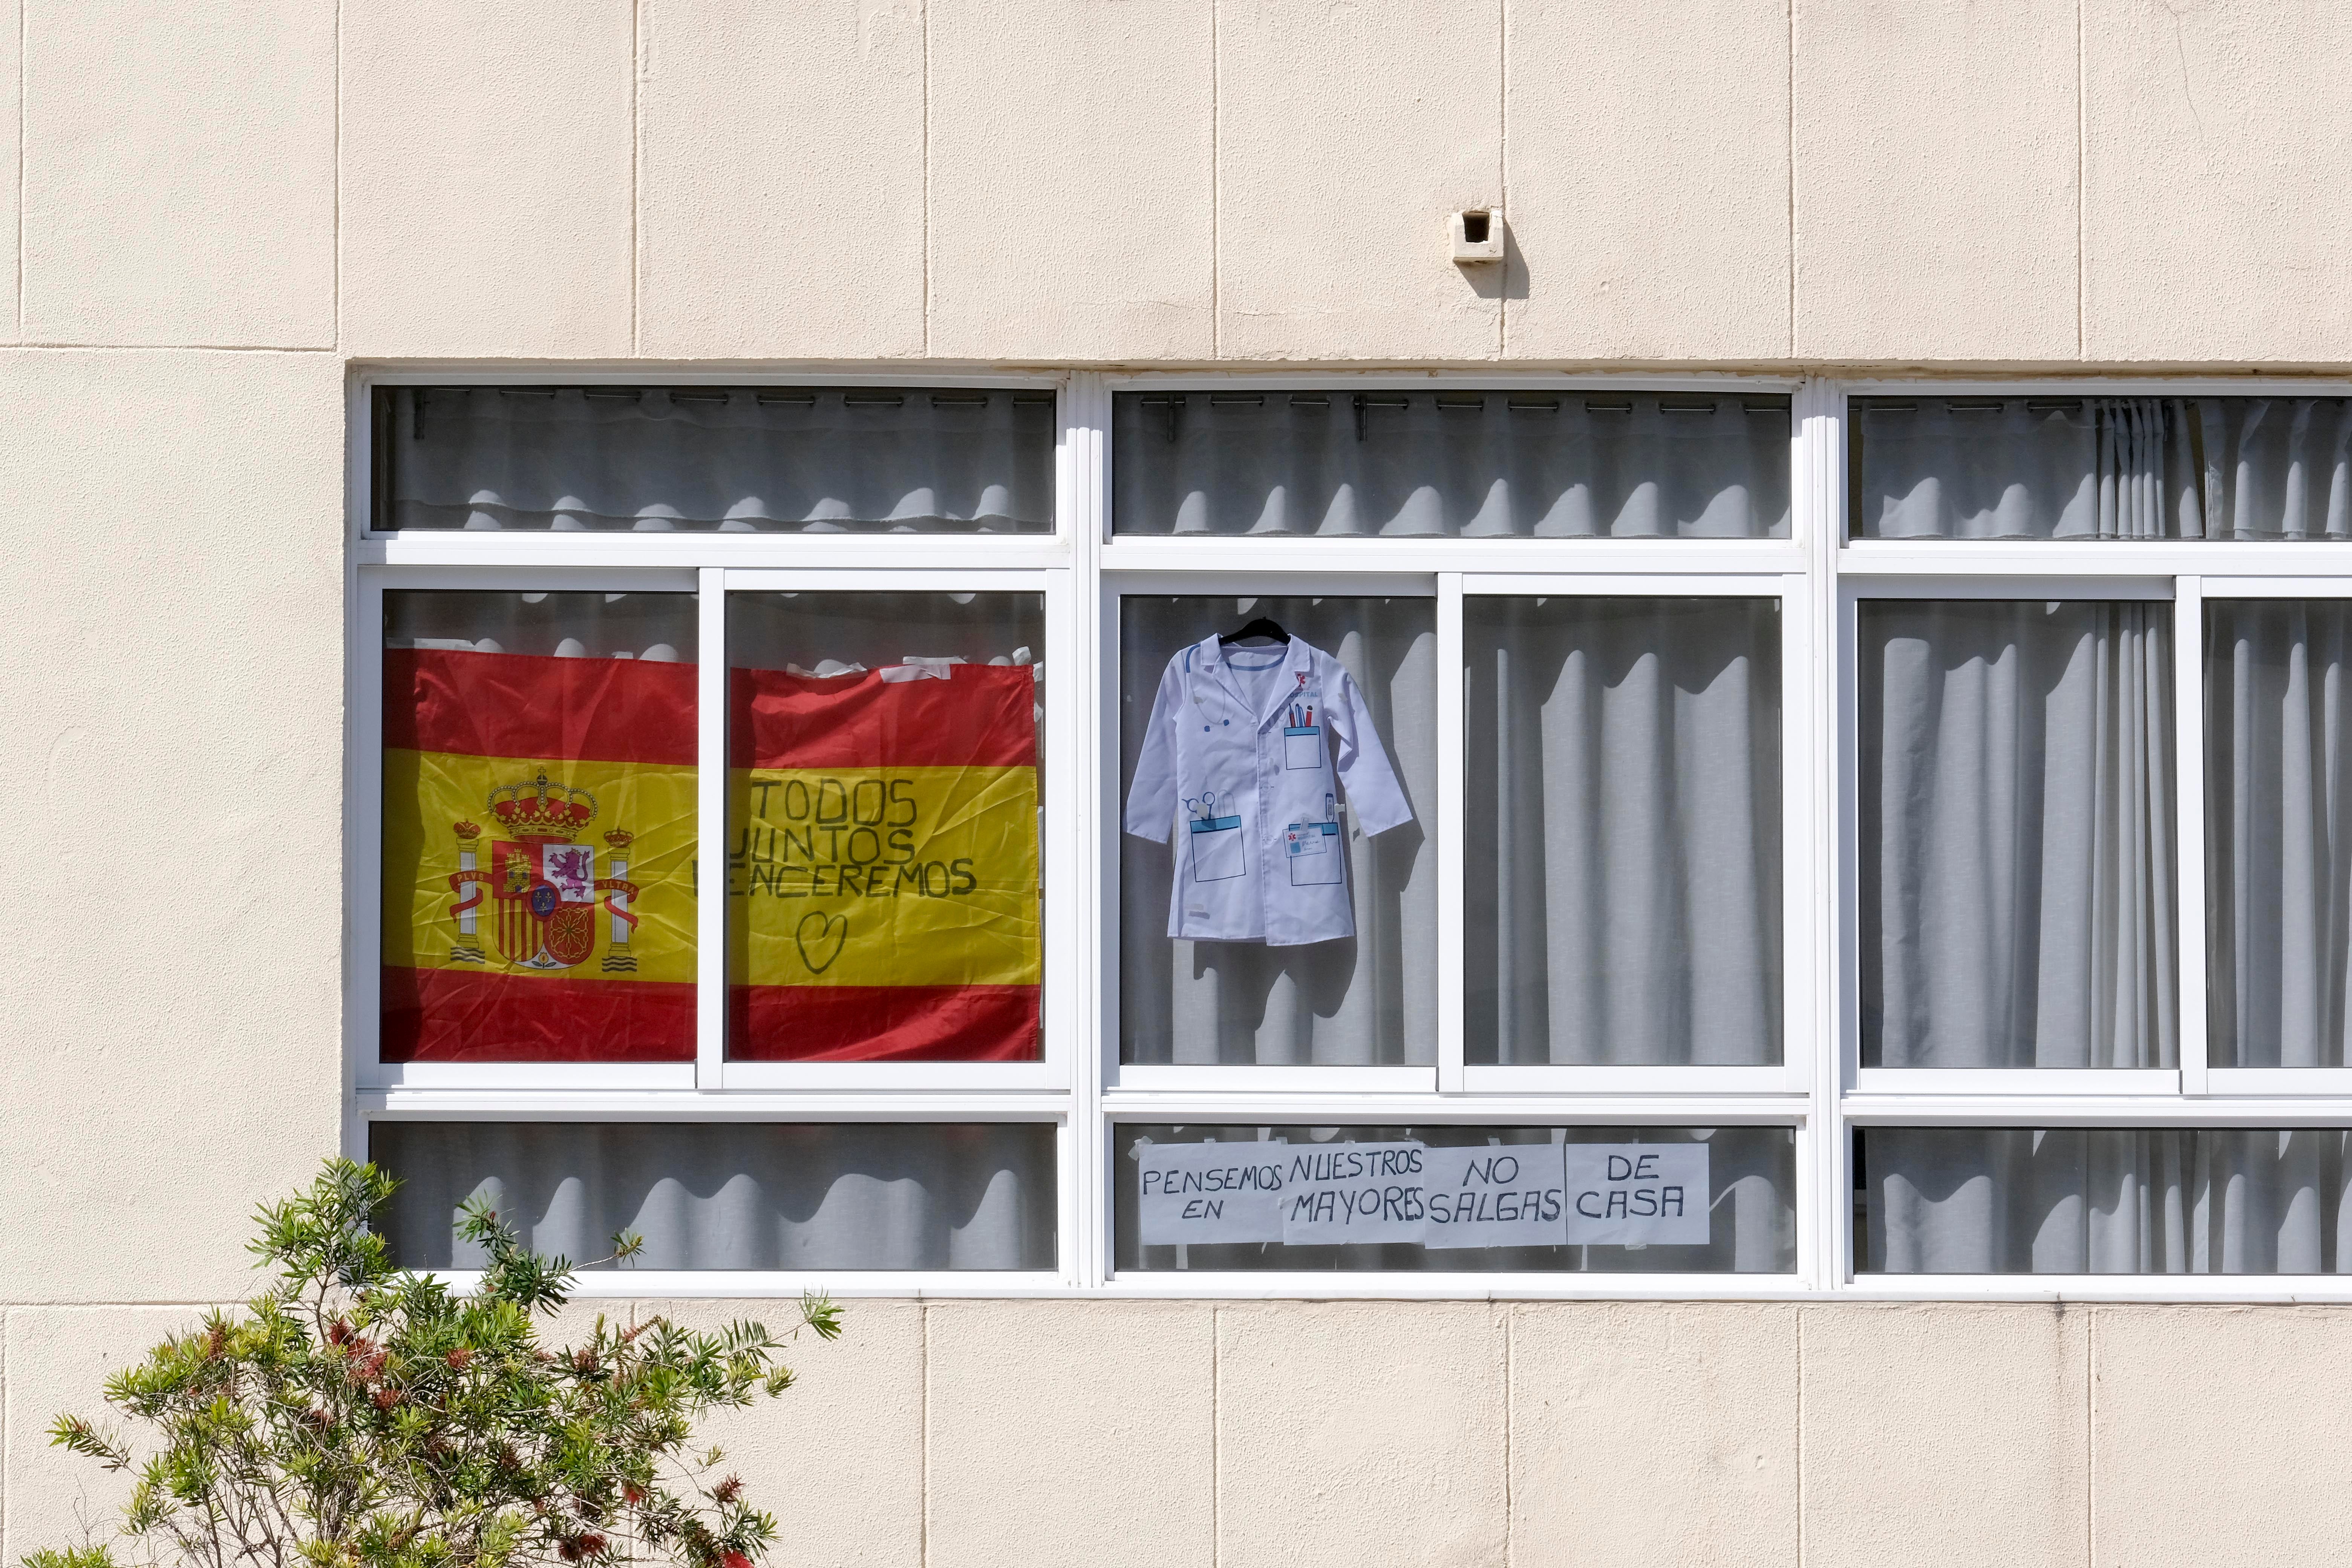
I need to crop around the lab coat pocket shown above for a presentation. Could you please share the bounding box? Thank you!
[1190,814,1246,882]
[1283,726,1323,770]
[1286,820,1343,885]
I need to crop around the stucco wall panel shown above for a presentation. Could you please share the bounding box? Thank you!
[2090,1306,2352,1567]
[1216,0,1502,363]
[2084,0,2352,365]
[927,1300,1213,1568]
[1510,1302,1797,1566]
[0,349,343,1303]
[1216,1301,1506,1568]
[1502,0,1790,363]
[637,0,925,362]
[340,0,634,358]
[19,0,334,349]
[1793,0,2079,363]
[545,1297,924,1568]
[3,1308,212,1566]
[1799,1303,2088,1568]
[0,0,22,343]
[928,0,1214,363]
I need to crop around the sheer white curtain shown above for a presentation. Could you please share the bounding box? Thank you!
[383,386,1054,533]
[1865,1127,2352,1273]
[374,1122,1058,1270]
[1860,600,2177,1068]
[384,589,697,661]
[1854,395,2352,540]
[1113,392,1792,538]
[2197,398,2352,539]
[2207,600,2352,1066]
[1119,598,1436,1065]
[1465,597,1781,1064]
[1115,1125,1795,1273]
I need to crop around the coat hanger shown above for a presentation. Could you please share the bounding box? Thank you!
[1218,616,1291,646]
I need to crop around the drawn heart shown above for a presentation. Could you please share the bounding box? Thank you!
[794,911,848,974]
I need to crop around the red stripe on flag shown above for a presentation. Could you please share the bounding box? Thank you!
[386,648,697,764]
[382,965,695,1061]
[728,983,1041,1062]
[730,665,1037,770]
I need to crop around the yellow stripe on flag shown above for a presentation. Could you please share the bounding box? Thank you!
[384,747,697,984]
[730,764,1040,989]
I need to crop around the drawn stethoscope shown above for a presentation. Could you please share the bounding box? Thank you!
[1189,683,1237,732]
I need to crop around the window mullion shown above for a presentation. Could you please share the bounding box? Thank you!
[352,571,387,1092]
[695,568,728,1091]
[1436,572,1466,1094]
[2176,574,2210,1095]
[1062,370,1112,1288]
[1795,376,1848,1291]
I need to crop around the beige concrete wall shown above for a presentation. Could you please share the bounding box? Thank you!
[13,1300,2352,1567]
[6,0,2352,1563]
[0,0,2314,369]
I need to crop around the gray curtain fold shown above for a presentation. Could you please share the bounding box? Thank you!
[2206,601,2352,1066]
[1119,599,1436,1066]
[2197,398,2352,539]
[384,589,700,662]
[1113,392,1792,539]
[1854,395,2352,540]
[728,590,1044,674]
[383,386,1054,533]
[372,1122,1058,1271]
[1465,597,1782,1065]
[1115,1125,1795,1273]
[1860,600,2177,1068]
[1864,1127,2352,1273]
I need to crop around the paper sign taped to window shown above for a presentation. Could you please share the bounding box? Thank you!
[1560,1144,1709,1246]
[1276,1142,1429,1246]
[1136,1141,1286,1244]
[1421,1144,1569,1250]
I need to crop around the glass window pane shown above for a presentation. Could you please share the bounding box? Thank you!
[1115,1124,1795,1272]
[378,386,1054,533]
[373,1122,1057,1270]
[381,591,697,1062]
[1465,596,1781,1065]
[1851,394,2352,540]
[1113,391,1790,538]
[1858,600,2176,1068]
[1860,1127,2352,1274]
[1118,597,1435,1064]
[728,591,1044,1062]
[2206,600,2352,1066]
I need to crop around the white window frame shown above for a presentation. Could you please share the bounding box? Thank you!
[1099,567,1442,1099]
[1837,570,2184,1101]
[345,365,2352,1302]
[2187,574,2352,1098]
[348,368,1086,1292]
[1087,372,1810,1293]
[710,566,1078,1095]
[1832,375,2352,1299]
[1455,571,1813,1098]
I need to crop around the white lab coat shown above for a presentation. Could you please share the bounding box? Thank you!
[1123,634,1413,945]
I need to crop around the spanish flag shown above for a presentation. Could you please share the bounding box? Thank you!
[381,649,697,1061]
[729,663,1042,1060]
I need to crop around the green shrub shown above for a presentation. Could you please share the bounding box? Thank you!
[24,1158,839,1568]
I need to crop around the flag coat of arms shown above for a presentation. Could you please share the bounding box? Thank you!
[729,661,1042,1060]
[381,647,698,1061]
